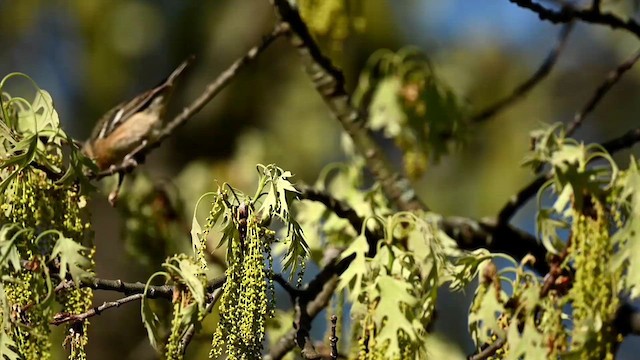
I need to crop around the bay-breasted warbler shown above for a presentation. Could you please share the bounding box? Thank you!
[83,58,192,171]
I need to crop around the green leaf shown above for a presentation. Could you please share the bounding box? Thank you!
[141,295,162,351]
[469,285,506,346]
[0,286,19,360]
[0,224,25,272]
[356,48,467,178]
[178,302,200,330]
[611,157,640,298]
[281,220,309,279]
[505,317,546,360]
[141,272,167,352]
[256,164,309,276]
[337,234,369,301]
[368,77,404,137]
[373,275,420,357]
[536,210,569,255]
[50,233,93,285]
[16,89,63,139]
[164,256,207,312]
[447,250,491,291]
[0,328,19,360]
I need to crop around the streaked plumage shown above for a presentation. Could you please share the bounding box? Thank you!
[83,58,192,171]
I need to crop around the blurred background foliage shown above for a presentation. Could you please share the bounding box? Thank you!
[1,0,640,358]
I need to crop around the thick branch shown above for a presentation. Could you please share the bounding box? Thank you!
[270,0,425,212]
[298,186,549,274]
[601,127,640,154]
[507,0,640,39]
[441,216,549,274]
[470,22,573,123]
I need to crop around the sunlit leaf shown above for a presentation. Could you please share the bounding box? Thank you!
[51,233,93,285]
[373,275,420,356]
[337,233,369,301]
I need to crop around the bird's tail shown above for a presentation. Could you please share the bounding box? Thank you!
[166,55,195,86]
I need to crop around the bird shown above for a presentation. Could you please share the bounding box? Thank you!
[83,57,192,171]
[82,57,193,204]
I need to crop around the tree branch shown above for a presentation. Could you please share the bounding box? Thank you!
[93,24,287,179]
[601,127,640,154]
[566,48,640,136]
[298,186,550,274]
[467,337,507,360]
[54,274,226,300]
[51,293,144,326]
[507,0,640,39]
[442,216,549,274]
[469,22,574,123]
[267,276,339,360]
[497,174,549,226]
[273,273,304,299]
[298,184,380,256]
[265,250,352,360]
[270,0,426,212]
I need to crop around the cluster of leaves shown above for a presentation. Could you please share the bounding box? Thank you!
[468,124,640,359]
[338,211,488,360]
[468,255,562,360]
[141,164,309,360]
[353,48,467,179]
[204,165,308,359]
[0,74,95,360]
[290,146,499,359]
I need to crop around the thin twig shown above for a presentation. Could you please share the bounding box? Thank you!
[270,0,426,212]
[267,277,339,360]
[51,293,144,325]
[566,48,640,136]
[179,288,224,355]
[93,25,287,180]
[469,23,574,123]
[265,251,349,360]
[54,274,226,300]
[467,337,507,360]
[329,315,339,360]
[507,0,640,39]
